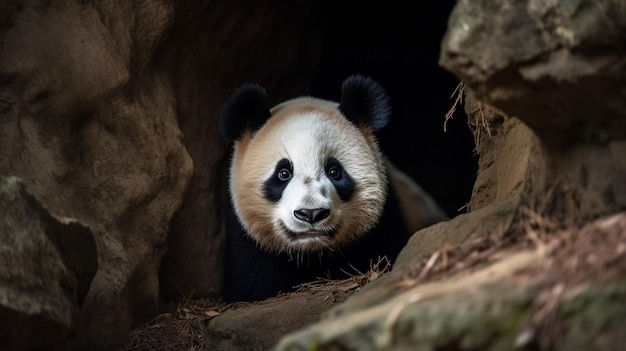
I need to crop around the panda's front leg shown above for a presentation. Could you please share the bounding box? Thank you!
[222,210,299,302]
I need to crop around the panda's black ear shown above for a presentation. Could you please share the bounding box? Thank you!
[220,83,271,141]
[338,75,390,131]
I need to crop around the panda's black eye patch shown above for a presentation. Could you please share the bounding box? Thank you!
[325,158,354,201]
[264,158,293,202]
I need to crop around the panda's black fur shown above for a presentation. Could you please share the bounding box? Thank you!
[220,75,412,302]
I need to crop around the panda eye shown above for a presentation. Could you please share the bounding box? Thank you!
[277,168,292,181]
[327,166,342,180]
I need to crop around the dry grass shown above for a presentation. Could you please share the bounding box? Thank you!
[121,297,238,351]
[122,257,392,350]
[467,100,493,154]
[295,256,391,295]
[444,82,465,133]
[444,81,494,154]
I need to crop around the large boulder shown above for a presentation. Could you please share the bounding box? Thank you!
[0,1,192,349]
[439,0,626,143]
[204,291,350,350]
[276,210,626,350]
[439,0,626,220]
[0,177,97,350]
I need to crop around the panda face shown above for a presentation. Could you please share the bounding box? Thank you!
[229,98,387,254]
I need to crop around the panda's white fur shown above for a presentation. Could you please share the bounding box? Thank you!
[229,97,387,254]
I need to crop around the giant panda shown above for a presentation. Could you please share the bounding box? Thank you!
[220,75,445,302]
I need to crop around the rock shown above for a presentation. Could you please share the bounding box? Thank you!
[278,273,626,351]
[462,91,538,211]
[0,177,97,350]
[276,248,544,351]
[439,0,626,144]
[0,1,192,349]
[205,291,349,350]
[276,213,626,351]
[440,0,626,222]
[395,200,515,270]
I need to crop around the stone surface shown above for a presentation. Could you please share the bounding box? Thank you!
[276,248,543,351]
[0,177,97,350]
[205,291,349,351]
[0,1,192,349]
[439,0,626,144]
[276,212,626,351]
[395,201,514,270]
[440,0,626,222]
[463,91,537,212]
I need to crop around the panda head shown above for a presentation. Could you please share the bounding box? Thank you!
[220,75,390,254]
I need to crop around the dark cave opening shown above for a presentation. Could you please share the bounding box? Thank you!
[310,1,477,217]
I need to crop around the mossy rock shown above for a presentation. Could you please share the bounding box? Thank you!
[276,258,626,351]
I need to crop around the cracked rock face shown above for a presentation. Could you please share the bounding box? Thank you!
[440,0,626,221]
[0,177,97,350]
[0,1,192,349]
[440,0,626,144]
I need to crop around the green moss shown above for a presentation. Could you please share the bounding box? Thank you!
[385,285,535,351]
[557,283,626,350]
[306,336,320,351]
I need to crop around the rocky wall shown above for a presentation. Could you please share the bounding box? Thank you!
[0,177,97,350]
[440,0,626,221]
[0,1,192,349]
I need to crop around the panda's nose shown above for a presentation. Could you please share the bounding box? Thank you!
[294,208,330,224]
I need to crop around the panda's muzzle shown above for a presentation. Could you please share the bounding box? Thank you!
[293,208,330,224]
